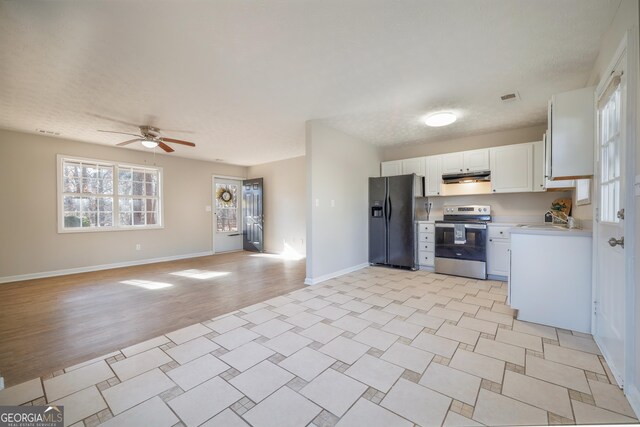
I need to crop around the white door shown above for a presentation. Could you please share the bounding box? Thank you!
[594,64,626,385]
[214,177,242,253]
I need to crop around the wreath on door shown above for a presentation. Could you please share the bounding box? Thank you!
[216,186,234,206]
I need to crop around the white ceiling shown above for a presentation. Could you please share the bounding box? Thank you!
[0,0,619,166]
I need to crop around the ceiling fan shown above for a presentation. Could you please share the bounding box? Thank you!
[97,126,196,153]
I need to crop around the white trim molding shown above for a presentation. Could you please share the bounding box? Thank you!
[0,251,214,284]
[304,262,369,286]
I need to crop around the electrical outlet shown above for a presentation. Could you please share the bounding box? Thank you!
[315,198,320,207]
[136,244,141,251]
[331,199,335,207]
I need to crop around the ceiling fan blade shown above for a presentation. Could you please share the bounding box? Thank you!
[98,130,143,138]
[116,138,141,146]
[161,137,196,147]
[158,142,175,153]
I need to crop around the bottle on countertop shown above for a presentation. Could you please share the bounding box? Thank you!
[544,211,553,223]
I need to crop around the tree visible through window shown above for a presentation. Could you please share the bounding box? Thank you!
[59,156,162,231]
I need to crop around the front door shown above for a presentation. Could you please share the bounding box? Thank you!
[594,58,626,385]
[243,178,264,252]
[214,178,242,253]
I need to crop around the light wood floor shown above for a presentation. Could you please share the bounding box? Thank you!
[0,251,305,387]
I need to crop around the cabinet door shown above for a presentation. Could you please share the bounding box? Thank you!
[532,140,545,192]
[381,160,402,177]
[488,239,510,276]
[401,157,426,176]
[550,87,595,178]
[490,144,533,193]
[463,149,490,172]
[441,153,464,174]
[425,156,442,196]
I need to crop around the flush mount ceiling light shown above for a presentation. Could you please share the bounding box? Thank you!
[141,139,159,148]
[424,112,457,127]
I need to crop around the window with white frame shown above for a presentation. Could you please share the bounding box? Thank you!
[598,77,622,224]
[59,156,162,231]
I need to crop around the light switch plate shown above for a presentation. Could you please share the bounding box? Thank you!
[205,205,212,212]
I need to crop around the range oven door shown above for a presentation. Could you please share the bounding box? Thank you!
[435,223,487,262]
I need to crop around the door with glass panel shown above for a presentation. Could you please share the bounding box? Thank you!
[594,58,626,386]
[214,178,242,253]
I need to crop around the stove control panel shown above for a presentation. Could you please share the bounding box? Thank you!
[443,205,491,215]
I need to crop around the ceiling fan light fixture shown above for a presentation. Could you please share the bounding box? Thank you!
[141,139,159,148]
[424,112,457,127]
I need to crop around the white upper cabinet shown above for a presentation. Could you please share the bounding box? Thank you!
[441,152,465,174]
[490,143,533,193]
[548,86,595,179]
[463,149,490,172]
[532,140,545,192]
[381,160,402,177]
[442,149,489,174]
[425,155,442,196]
[401,157,426,176]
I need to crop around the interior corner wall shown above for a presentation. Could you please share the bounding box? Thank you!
[0,129,247,280]
[305,121,381,283]
[247,156,306,256]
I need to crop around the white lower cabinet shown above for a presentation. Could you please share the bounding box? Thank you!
[487,224,512,278]
[416,221,435,268]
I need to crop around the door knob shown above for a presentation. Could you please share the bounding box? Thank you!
[608,237,624,248]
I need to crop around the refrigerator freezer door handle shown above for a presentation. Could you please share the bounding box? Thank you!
[387,196,392,220]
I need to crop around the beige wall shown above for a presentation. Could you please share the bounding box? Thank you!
[381,125,547,161]
[306,121,381,283]
[247,156,306,256]
[0,129,247,280]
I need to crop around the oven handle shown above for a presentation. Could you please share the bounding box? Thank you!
[435,223,487,230]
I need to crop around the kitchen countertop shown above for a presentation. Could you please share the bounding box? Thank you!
[509,225,592,237]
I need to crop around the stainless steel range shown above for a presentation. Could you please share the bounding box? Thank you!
[435,205,491,280]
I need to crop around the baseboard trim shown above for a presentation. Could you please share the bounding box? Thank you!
[626,383,640,419]
[0,251,215,284]
[304,262,369,286]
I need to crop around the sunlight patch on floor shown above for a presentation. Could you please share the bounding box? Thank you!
[169,269,230,280]
[120,280,174,290]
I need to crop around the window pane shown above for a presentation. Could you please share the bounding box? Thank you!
[132,181,145,196]
[98,198,113,211]
[120,212,132,226]
[133,170,145,182]
[133,212,145,225]
[119,180,132,196]
[217,208,237,232]
[99,212,113,227]
[63,196,81,212]
[133,198,144,211]
[83,212,97,227]
[64,162,81,178]
[119,168,132,181]
[145,182,158,196]
[64,177,80,193]
[119,198,132,212]
[146,199,157,211]
[99,167,113,180]
[146,212,157,225]
[64,214,82,228]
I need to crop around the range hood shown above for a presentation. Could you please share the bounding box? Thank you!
[442,170,491,184]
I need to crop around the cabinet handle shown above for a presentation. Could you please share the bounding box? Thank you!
[493,189,496,192]
[460,169,463,172]
[499,231,503,234]
[490,239,493,242]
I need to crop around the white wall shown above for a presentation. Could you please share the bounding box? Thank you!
[247,156,306,256]
[587,0,639,416]
[305,121,381,284]
[0,129,247,281]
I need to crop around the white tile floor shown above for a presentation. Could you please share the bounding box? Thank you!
[1,267,638,426]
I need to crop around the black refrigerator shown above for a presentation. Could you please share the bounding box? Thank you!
[369,174,419,269]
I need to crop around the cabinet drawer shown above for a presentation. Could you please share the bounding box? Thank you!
[488,226,512,240]
[418,251,435,266]
[417,223,435,233]
[418,232,434,243]
[417,241,435,253]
